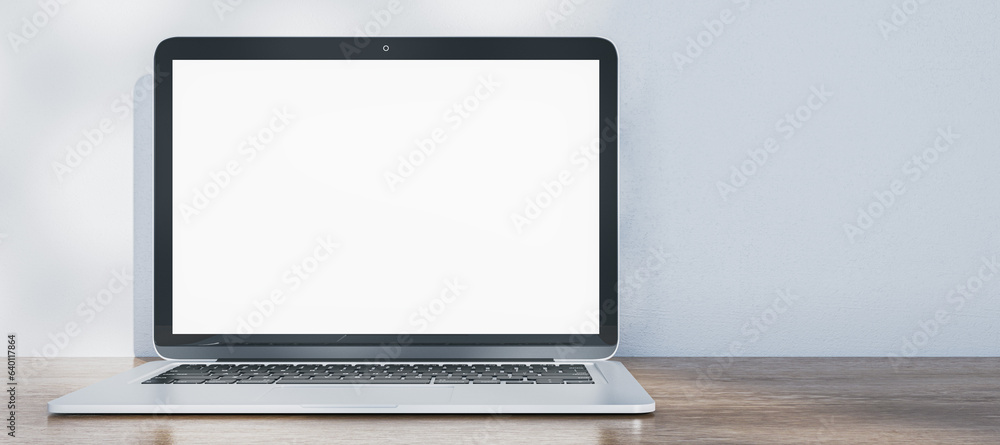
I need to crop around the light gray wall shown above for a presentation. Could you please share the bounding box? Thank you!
[2,1,997,358]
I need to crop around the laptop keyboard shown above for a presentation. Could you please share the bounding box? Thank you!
[141,363,594,385]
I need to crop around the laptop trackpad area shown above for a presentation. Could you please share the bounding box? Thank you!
[261,386,454,408]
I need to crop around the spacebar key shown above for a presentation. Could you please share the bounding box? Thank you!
[278,378,353,384]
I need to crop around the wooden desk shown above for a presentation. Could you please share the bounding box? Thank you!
[15,357,1000,444]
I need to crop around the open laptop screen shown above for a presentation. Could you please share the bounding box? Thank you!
[170,59,601,336]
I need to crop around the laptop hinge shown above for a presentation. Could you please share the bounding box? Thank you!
[215,359,557,363]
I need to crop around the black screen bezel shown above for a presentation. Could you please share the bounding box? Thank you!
[152,37,619,359]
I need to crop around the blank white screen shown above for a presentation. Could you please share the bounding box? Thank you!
[171,59,600,335]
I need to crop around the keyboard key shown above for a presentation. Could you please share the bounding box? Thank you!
[141,379,170,384]
[433,378,470,384]
[277,376,316,382]
[533,378,565,384]
[399,378,433,384]
[368,379,432,384]
[278,379,354,384]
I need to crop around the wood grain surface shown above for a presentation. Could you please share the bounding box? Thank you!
[13,357,1000,444]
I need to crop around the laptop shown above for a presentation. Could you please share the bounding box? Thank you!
[48,37,654,414]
